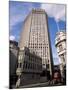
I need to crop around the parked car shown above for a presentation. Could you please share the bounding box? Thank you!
[53,72,61,84]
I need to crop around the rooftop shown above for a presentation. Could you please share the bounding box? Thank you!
[10,40,18,47]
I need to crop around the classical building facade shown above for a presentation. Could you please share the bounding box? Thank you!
[9,40,19,88]
[16,47,42,87]
[55,31,66,77]
[19,9,53,77]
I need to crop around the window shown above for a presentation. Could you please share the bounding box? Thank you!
[18,55,23,60]
[25,63,27,68]
[59,44,63,51]
[57,37,60,42]
[46,64,49,69]
[61,55,65,63]
[23,61,28,69]
[18,63,22,68]
[19,63,21,67]
[28,63,30,69]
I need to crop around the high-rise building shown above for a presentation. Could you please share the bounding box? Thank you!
[19,9,53,77]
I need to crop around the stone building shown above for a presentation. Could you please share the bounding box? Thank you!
[9,40,18,88]
[19,9,54,78]
[16,47,42,86]
[55,31,66,79]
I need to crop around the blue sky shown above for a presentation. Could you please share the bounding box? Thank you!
[9,1,66,65]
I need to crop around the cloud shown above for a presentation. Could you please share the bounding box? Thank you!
[10,35,15,41]
[10,14,24,27]
[41,4,66,22]
[9,2,32,31]
[9,14,27,31]
[9,1,41,31]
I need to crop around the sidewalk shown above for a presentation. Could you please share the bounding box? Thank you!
[20,81,49,88]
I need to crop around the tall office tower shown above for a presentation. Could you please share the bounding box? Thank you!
[19,9,53,77]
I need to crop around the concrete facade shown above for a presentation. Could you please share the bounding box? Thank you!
[19,9,53,77]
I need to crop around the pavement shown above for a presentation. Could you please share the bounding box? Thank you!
[12,79,63,89]
[20,81,50,88]
[19,81,63,88]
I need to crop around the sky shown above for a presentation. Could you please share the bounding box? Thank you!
[9,1,66,65]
